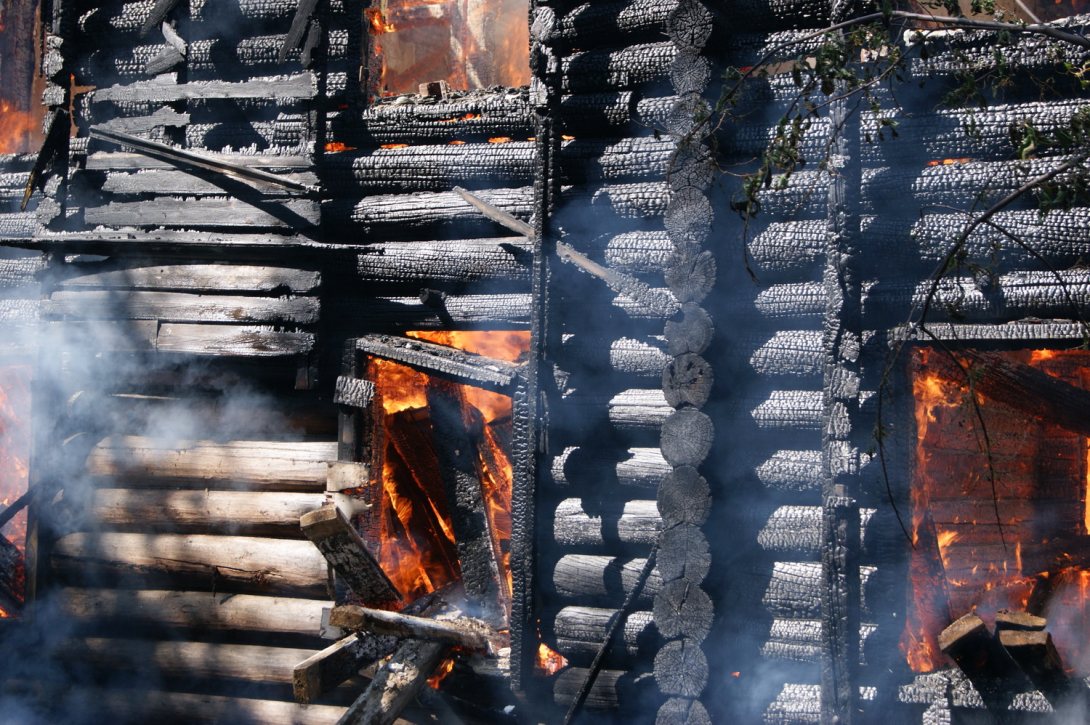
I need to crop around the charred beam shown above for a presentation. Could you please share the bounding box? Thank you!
[357,334,520,394]
[453,185,534,237]
[337,639,448,725]
[557,241,680,318]
[292,632,389,704]
[280,0,320,62]
[998,628,1083,709]
[299,505,401,605]
[140,0,183,35]
[939,612,1028,712]
[329,605,493,653]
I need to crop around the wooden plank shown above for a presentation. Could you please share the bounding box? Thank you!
[83,197,320,229]
[52,532,328,596]
[58,588,327,636]
[91,74,316,103]
[357,334,521,393]
[100,169,318,196]
[299,505,400,605]
[95,107,190,134]
[86,437,336,491]
[155,323,315,357]
[337,639,447,725]
[87,152,312,171]
[89,489,325,535]
[293,633,391,704]
[45,290,319,324]
[329,605,492,652]
[57,263,320,294]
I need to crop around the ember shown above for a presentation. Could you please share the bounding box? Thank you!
[903,347,1090,673]
[536,642,568,676]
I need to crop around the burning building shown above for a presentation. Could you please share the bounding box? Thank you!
[0,0,1089,723]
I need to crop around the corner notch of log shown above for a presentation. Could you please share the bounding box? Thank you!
[357,334,521,394]
[300,505,400,605]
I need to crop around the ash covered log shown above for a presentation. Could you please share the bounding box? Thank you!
[300,505,401,605]
[426,382,506,623]
[329,605,493,653]
[357,334,520,394]
[355,238,531,287]
[552,554,663,602]
[338,638,448,725]
[561,42,676,93]
[58,588,328,636]
[89,489,324,535]
[554,606,657,661]
[552,498,661,547]
[51,532,327,596]
[358,94,534,145]
[539,0,677,49]
[85,436,335,492]
[90,74,317,104]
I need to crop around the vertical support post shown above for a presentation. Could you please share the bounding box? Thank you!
[820,77,863,722]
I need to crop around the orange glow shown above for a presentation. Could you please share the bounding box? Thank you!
[324,142,357,153]
[0,366,31,619]
[903,348,1090,673]
[366,7,397,34]
[448,140,466,145]
[367,332,529,604]
[439,113,480,123]
[427,657,456,688]
[561,135,575,141]
[0,101,37,154]
[379,143,409,150]
[926,157,972,166]
[488,137,512,144]
[536,642,568,676]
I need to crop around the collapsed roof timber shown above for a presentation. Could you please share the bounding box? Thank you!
[1,0,1090,723]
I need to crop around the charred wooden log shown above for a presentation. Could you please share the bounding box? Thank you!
[56,262,320,294]
[89,489,324,535]
[549,446,670,491]
[90,74,316,104]
[357,334,521,394]
[358,94,534,145]
[561,42,676,93]
[293,633,392,704]
[83,197,321,230]
[553,667,653,710]
[58,587,327,636]
[539,0,677,50]
[51,532,327,596]
[999,629,1086,711]
[328,293,530,331]
[97,169,318,197]
[559,334,669,380]
[85,437,335,492]
[45,290,319,325]
[340,186,534,240]
[552,498,661,547]
[86,151,312,172]
[300,505,401,605]
[80,0,349,36]
[329,605,493,653]
[337,638,448,725]
[553,606,657,661]
[0,532,24,615]
[551,554,663,602]
[939,613,1029,713]
[355,238,531,288]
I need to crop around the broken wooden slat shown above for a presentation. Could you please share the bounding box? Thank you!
[91,74,316,103]
[99,169,319,196]
[86,152,312,171]
[292,633,392,704]
[57,263,320,294]
[300,505,400,605]
[280,0,320,61]
[336,639,448,725]
[329,605,493,653]
[452,185,534,236]
[357,334,521,394]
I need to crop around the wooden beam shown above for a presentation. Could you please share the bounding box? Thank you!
[91,75,316,103]
[328,605,493,653]
[998,629,1079,706]
[336,639,448,725]
[280,0,320,62]
[292,633,392,704]
[140,0,184,35]
[357,334,521,394]
[300,505,400,605]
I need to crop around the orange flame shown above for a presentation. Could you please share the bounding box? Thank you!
[487,137,512,144]
[380,143,409,150]
[926,157,972,167]
[536,642,568,676]
[324,142,357,153]
[0,101,37,155]
[427,656,456,688]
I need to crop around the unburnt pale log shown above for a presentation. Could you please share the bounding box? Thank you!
[358,93,534,144]
[65,637,314,684]
[655,639,707,698]
[86,437,336,491]
[357,334,520,394]
[561,42,676,94]
[427,383,505,622]
[552,555,663,602]
[341,186,534,240]
[552,498,661,547]
[59,587,327,636]
[355,238,531,287]
[300,506,400,605]
[44,290,319,325]
[553,668,654,710]
[57,263,320,294]
[329,605,492,652]
[324,143,534,194]
[553,606,658,661]
[91,74,317,104]
[89,489,324,535]
[338,638,447,725]
[83,197,321,230]
[52,532,327,596]
[293,633,390,704]
[549,446,670,490]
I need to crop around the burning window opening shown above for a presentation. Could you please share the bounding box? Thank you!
[902,346,1090,675]
[0,0,45,154]
[0,365,31,618]
[364,330,529,609]
[365,0,531,97]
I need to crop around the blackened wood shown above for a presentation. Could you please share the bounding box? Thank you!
[553,668,654,710]
[89,125,319,194]
[552,498,661,547]
[341,186,534,240]
[328,293,530,331]
[657,698,711,725]
[139,0,183,35]
[357,334,520,394]
[155,322,315,356]
[0,532,24,614]
[665,188,712,249]
[540,0,675,49]
[355,238,531,287]
[660,408,712,466]
[300,505,400,605]
[557,241,680,318]
[939,612,1028,712]
[669,50,712,96]
[57,263,319,294]
[84,197,320,230]
[91,74,317,103]
[550,446,669,491]
[21,109,68,211]
[98,169,319,196]
[657,466,710,528]
[995,610,1047,632]
[665,251,715,304]
[453,185,534,237]
[145,47,184,75]
[552,554,663,602]
[666,0,715,51]
[560,42,675,93]
[337,638,448,725]
[664,303,713,356]
[921,349,1090,439]
[333,376,374,408]
[86,152,312,172]
[329,605,493,653]
[654,638,707,698]
[656,524,710,584]
[553,606,657,661]
[58,587,327,636]
[653,578,712,642]
[662,353,712,409]
[560,335,669,380]
[51,532,327,596]
[280,0,319,62]
[359,94,533,145]
[998,629,1085,710]
[426,382,505,623]
[325,144,534,194]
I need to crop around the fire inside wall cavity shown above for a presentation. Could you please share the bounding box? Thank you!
[365,331,529,603]
[366,0,530,96]
[903,347,1090,674]
[0,365,31,617]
